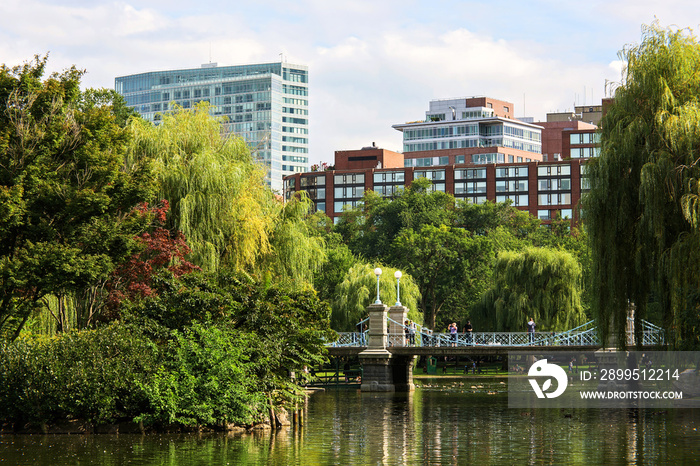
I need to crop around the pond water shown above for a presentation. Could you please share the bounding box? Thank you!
[1,377,699,465]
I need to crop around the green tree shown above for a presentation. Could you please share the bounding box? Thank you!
[127,103,275,272]
[125,271,334,411]
[313,232,357,306]
[336,177,456,259]
[478,247,586,332]
[0,55,155,339]
[455,198,540,237]
[583,23,700,348]
[137,321,262,427]
[391,224,493,330]
[332,263,421,331]
[256,193,326,290]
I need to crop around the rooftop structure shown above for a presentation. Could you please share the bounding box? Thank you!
[392,97,543,166]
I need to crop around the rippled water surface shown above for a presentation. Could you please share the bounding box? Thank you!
[1,378,699,465]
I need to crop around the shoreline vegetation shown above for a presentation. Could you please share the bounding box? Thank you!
[0,272,333,434]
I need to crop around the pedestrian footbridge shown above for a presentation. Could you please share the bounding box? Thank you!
[326,303,666,392]
[329,318,664,354]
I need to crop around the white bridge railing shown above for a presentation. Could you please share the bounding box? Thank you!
[327,319,666,348]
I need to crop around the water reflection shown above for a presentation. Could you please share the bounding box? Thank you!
[1,378,699,465]
[305,378,700,465]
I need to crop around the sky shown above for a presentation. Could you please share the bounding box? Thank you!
[2,1,700,165]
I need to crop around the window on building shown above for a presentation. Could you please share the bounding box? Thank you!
[455,168,486,180]
[373,171,405,183]
[538,165,571,176]
[334,173,365,185]
[455,181,487,195]
[496,194,528,206]
[415,170,446,181]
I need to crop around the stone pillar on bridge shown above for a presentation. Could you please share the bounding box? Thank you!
[365,303,388,350]
[388,305,408,347]
[359,303,415,392]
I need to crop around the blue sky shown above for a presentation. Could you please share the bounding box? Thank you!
[2,0,699,165]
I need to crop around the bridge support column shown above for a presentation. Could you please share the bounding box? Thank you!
[388,305,408,346]
[359,303,415,392]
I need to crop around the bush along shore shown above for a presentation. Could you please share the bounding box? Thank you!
[0,272,334,434]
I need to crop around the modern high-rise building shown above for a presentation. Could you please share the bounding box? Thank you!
[115,61,309,193]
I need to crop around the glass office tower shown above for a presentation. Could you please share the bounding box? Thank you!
[115,62,309,193]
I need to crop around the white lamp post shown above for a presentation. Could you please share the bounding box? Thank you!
[394,270,402,306]
[374,268,382,304]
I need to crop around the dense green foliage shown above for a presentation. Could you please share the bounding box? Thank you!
[136,322,261,427]
[584,23,700,348]
[336,181,589,331]
[0,271,333,429]
[258,193,326,290]
[127,104,275,272]
[0,324,159,426]
[0,55,155,338]
[477,247,586,331]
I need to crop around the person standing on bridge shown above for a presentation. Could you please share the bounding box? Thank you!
[527,317,536,344]
[449,322,458,347]
[464,320,473,345]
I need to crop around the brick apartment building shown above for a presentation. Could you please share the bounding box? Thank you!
[284,96,601,226]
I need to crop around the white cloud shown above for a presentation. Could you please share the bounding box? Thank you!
[2,0,697,164]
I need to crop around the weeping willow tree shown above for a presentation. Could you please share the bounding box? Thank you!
[584,23,700,348]
[256,192,327,290]
[332,263,421,331]
[127,103,276,272]
[478,247,586,332]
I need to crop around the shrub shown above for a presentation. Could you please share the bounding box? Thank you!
[0,323,159,426]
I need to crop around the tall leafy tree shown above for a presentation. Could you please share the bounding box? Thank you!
[313,232,357,306]
[257,193,326,290]
[0,55,155,339]
[127,103,276,272]
[584,23,700,348]
[477,247,586,332]
[391,224,493,329]
[336,177,456,259]
[456,198,540,237]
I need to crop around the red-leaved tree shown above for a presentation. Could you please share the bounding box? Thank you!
[105,200,199,316]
